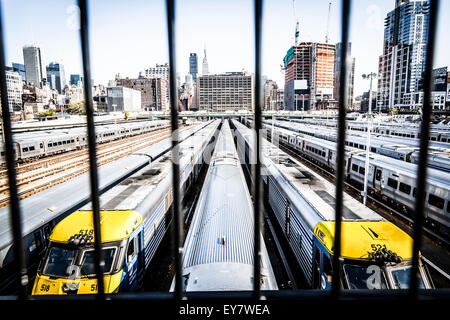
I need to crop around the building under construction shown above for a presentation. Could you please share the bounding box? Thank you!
[283,42,335,111]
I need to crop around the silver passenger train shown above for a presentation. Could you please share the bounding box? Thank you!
[0,120,170,165]
[285,118,450,142]
[261,122,450,237]
[175,121,278,291]
[263,119,450,172]
[231,119,433,290]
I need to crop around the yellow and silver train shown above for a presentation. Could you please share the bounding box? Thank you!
[231,119,434,289]
[32,120,219,295]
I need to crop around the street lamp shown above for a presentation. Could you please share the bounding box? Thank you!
[361,72,377,207]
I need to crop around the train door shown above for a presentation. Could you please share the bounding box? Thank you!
[125,235,139,291]
[312,243,321,288]
[136,231,145,284]
[373,167,382,191]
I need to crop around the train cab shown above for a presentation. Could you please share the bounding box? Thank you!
[311,221,433,290]
[32,210,144,295]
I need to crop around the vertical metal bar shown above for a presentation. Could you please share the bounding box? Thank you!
[165,0,183,300]
[78,0,105,299]
[0,2,28,300]
[253,0,263,299]
[331,0,351,299]
[409,0,439,298]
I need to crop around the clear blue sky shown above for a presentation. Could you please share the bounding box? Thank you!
[1,0,449,96]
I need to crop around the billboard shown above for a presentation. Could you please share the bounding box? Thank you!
[294,80,309,94]
[432,67,447,92]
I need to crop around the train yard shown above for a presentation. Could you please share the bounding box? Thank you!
[0,117,449,295]
[0,122,194,207]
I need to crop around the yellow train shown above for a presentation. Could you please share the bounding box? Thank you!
[32,120,219,295]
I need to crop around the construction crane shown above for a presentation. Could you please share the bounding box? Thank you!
[293,0,299,45]
[325,2,332,44]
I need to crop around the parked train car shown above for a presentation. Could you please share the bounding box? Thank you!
[0,120,170,165]
[175,121,278,292]
[348,153,450,236]
[231,119,434,290]
[261,123,450,237]
[31,120,220,295]
[261,119,450,172]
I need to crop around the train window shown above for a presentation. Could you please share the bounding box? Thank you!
[22,147,29,152]
[399,183,411,195]
[413,188,417,198]
[29,146,35,151]
[352,164,358,172]
[428,194,444,209]
[48,143,51,147]
[387,178,398,189]
[63,141,67,145]
[371,147,376,152]
[30,231,42,253]
[127,238,136,264]
[447,202,450,214]
[359,167,365,175]
[40,143,44,148]
[80,248,116,276]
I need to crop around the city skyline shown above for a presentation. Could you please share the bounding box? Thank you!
[2,0,450,98]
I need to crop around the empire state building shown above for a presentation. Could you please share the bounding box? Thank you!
[202,49,209,75]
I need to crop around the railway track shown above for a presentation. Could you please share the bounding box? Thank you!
[0,125,189,208]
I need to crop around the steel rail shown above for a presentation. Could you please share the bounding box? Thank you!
[0,0,28,300]
[165,0,184,300]
[409,0,439,298]
[331,0,351,299]
[78,0,105,299]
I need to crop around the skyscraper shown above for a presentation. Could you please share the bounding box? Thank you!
[202,49,209,75]
[283,42,335,110]
[377,0,430,110]
[12,63,26,82]
[23,45,46,87]
[46,62,66,93]
[70,74,84,86]
[189,53,198,82]
[197,72,253,111]
[334,42,355,109]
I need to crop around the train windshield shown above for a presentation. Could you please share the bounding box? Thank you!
[43,244,118,278]
[343,264,388,289]
[388,266,425,289]
[80,248,116,276]
[43,246,77,277]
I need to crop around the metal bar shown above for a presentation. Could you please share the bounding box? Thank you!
[165,0,184,300]
[252,0,263,299]
[331,0,351,299]
[409,0,439,298]
[0,2,28,300]
[78,0,105,299]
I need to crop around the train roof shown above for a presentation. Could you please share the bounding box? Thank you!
[181,121,276,290]
[49,210,142,244]
[232,120,384,223]
[183,122,256,268]
[315,221,415,261]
